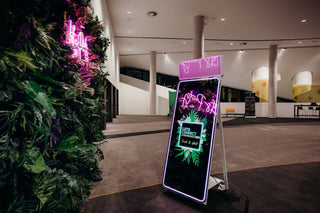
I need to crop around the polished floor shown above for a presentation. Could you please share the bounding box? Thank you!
[84,115,320,212]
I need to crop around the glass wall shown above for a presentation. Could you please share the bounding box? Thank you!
[120,67,293,102]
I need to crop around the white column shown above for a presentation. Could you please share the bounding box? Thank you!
[268,45,277,118]
[149,51,156,115]
[193,15,205,59]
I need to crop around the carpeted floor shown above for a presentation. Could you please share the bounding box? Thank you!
[83,116,320,213]
[222,117,320,127]
[83,162,320,213]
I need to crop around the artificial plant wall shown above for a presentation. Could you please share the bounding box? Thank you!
[0,0,108,212]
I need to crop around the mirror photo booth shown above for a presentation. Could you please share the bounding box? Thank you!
[163,55,228,204]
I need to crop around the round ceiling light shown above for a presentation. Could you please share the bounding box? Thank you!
[147,11,158,17]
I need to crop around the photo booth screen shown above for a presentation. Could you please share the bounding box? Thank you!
[163,77,220,203]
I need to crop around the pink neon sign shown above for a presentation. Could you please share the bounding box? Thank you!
[179,55,222,80]
[180,90,218,115]
[63,9,100,88]
[66,19,89,62]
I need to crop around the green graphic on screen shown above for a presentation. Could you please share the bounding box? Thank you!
[175,111,207,167]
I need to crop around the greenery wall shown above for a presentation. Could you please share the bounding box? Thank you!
[0,0,108,212]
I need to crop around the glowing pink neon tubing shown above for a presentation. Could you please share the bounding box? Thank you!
[179,55,222,80]
[67,19,89,62]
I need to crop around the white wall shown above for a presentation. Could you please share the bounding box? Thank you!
[91,0,119,87]
[220,102,246,114]
[118,72,320,117]
[220,102,320,118]
[118,82,150,115]
[118,75,175,115]
[120,47,320,100]
[118,49,320,115]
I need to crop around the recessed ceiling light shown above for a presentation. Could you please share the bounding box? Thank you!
[182,41,186,44]
[147,11,157,17]
[301,19,307,23]
[220,18,226,21]
[127,11,132,14]
[298,41,302,44]
[230,42,234,45]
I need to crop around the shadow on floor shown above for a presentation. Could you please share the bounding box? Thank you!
[83,162,320,213]
[222,117,320,127]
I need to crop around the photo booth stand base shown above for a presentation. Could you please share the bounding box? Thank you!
[208,176,225,190]
[205,102,229,205]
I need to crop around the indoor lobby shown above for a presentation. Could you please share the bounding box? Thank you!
[1,0,319,213]
[84,0,320,212]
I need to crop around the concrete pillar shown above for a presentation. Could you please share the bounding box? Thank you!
[268,45,278,118]
[193,15,205,59]
[149,51,156,115]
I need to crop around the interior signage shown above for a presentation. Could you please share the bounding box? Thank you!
[163,77,221,203]
[179,55,222,80]
[65,19,89,62]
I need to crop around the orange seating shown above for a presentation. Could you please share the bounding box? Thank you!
[226,107,235,113]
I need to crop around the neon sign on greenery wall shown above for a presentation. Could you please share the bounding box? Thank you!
[63,6,100,88]
[66,19,89,62]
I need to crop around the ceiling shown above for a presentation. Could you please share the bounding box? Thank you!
[106,0,320,56]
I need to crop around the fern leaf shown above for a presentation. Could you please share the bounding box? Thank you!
[4,50,37,71]
[0,59,7,72]
[175,150,186,158]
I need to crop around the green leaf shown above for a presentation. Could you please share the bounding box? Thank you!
[186,155,191,164]
[32,73,63,87]
[201,117,207,126]
[4,50,37,71]
[64,86,77,99]
[57,136,79,152]
[77,144,96,152]
[33,168,58,211]
[175,150,186,158]
[22,80,56,116]
[0,58,7,72]
[23,147,45,174]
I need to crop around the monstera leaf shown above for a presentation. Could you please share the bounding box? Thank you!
[22,80,56,116]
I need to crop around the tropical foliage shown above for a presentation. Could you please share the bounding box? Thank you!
[0,0,108,212]
[175,111,207,167]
